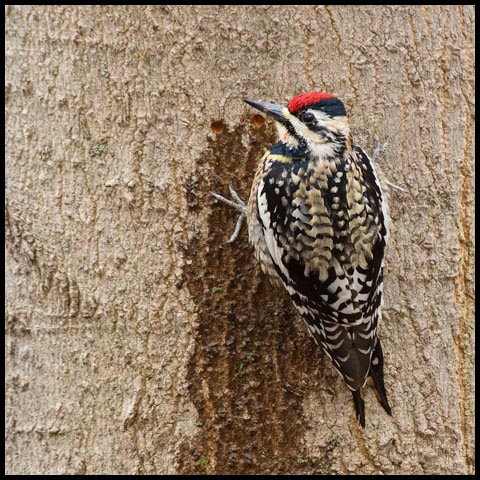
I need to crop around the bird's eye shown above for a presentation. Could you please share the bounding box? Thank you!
[302,112,316,124]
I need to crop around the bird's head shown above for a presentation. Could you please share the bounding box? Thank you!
[245,92,350,155]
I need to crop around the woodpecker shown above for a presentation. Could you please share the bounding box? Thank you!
[211,92,392,427]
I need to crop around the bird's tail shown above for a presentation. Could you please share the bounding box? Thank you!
[351,389,365,427]
[367,339,392,416]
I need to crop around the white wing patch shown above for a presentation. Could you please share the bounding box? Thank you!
[257,180,293,284]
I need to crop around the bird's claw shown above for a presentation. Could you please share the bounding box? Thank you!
[371,137,407,193]
[209,184,247,243]
[384,179,407,193]
[228,183,247,209]
[372,136,390,164]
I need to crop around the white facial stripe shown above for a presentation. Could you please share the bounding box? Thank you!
[311,110,330,123]
[276,123,299,148]
[279,109,350,147]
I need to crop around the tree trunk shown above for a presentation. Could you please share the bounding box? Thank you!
[5,5,474,474]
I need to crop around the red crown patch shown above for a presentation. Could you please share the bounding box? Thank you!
[287,92,337,113]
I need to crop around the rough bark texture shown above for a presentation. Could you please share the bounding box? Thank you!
[5,5,474,475]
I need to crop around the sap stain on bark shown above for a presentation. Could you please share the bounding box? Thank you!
[178,118,333,474]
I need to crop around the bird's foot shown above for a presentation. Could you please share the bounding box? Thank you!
[372,136,390,164]
[372,136,407,193]
[384,179,407,193]
[209,184,247,243]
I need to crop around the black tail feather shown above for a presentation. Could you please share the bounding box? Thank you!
[368,339,392,416]
[351,390,366,427]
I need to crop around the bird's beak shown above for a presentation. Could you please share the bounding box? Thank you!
[244,99,289,125]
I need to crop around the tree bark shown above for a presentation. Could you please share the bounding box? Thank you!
[5,5,474,474]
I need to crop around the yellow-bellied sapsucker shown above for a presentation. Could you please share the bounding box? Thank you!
[211,92,392,427]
